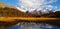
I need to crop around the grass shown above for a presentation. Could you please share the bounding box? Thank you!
[0,17,57,22]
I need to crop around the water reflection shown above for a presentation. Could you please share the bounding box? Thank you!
[7,22,59,29]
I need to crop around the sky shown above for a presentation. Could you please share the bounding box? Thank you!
[0,0,60,13]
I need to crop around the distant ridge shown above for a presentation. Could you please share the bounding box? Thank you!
[0,2,60,18]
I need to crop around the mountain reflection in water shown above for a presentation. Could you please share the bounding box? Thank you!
[7,22,59,29]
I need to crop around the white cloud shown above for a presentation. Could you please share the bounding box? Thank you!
[46,5,53,11]
[17,0,58,14]
[55,6,58,9]
[48,0,57,4]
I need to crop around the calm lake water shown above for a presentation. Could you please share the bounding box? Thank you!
[6,22,60,29]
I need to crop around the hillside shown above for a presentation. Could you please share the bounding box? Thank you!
[0,2,41,17]
[0,2,60,18]
[0,6,60,18]
[0,3,35,17]
[41,11,60,18]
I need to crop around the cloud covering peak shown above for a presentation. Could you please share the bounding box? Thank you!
[17,0,58,14]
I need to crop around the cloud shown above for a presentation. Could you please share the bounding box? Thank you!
[48,0,57,4]
[17,0,58,14]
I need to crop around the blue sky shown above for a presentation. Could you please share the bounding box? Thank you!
[0,0,18,7]
[0,0,60,6]
[0,0,60,12]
